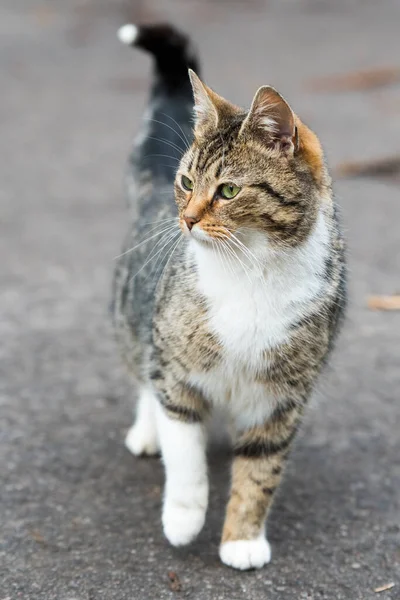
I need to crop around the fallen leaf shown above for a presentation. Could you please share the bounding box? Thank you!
[168,571,182,592]
[29,529,46,545]
[374,582,395,593]
[335,156,400,179]
[308,67,400,92]
[368,296,400,311]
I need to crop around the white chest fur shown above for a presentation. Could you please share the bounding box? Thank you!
[187,211,329,427]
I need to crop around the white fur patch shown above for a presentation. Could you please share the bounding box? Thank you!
[125,388,160,456]
[188,210,329,429]
[117,24,138,46]
[220,532,271,570]
[155,403,208,546]
[258,115,278,132]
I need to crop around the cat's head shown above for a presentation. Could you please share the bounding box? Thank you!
[175,71,329,252]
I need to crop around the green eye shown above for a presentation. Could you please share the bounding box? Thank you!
[219,183,241,199]
[181,175,194,191]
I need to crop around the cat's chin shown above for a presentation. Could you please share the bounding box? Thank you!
[188,228,214,245]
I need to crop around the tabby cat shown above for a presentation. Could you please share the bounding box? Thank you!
[112,23,346,570]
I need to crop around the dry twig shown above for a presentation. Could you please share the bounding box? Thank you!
[308,67,400,92]
[374,582,395,593]
[29,529,47,545]
[368,296,400,311]
[336,156,400,179]
[168,571,182,593]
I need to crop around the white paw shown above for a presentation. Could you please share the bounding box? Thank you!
[219,536,271,570]
[163,498,207,546]
[124,423,159,457]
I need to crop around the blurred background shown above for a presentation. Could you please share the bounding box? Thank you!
[1,1,399,599]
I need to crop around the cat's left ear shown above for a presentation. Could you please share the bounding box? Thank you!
[240,86,297,155]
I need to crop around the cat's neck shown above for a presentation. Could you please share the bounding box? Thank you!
[189,208,329,299]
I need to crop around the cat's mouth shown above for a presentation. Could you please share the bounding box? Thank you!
[180,218,210,243]
[186,224,229,247]
[181,218,229,246]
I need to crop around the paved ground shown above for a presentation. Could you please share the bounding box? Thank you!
[1,1,399,599]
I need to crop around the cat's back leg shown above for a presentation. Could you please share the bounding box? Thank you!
[125,386,160,457]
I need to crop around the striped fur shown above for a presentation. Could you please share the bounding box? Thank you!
[112,24,346,570]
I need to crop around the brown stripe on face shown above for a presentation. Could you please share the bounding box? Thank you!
[195,133,223,172]
[187,153,195,172]
[258,207,306,244]
[215,160,223,178]
[249,182,299,207]
[195,122,240,173]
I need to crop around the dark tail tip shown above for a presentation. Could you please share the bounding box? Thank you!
[117,23,199,91]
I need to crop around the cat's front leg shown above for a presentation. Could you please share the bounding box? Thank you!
[155,384,209,547]
[220,399,304,570]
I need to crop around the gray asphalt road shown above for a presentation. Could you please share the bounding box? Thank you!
[1,1,399,599]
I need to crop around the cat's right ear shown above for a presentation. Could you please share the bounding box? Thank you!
[239,86,297,155]
[188,70,239,134]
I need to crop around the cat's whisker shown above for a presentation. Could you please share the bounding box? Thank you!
[141,154,182,164]
[222,241,247,285]
[141,217,179,226]
[221,233,258,276]
[128,229,181,284]
[155,234,183,292]
[146,136,185,155]
[213,239,228,277]
[222,227,264,271]
[147,230,181,283]
[145,116,189,151]
[220,236,253,285]
[139,220,178,238]
[226,236,256,268]
[230,232,264,269]
[237,226,294,259]
[145,227,180,265]
[131,229,179,278]
[219,239,239,282]
[151,164,181,172]
[114,223,178,259]
[159,112,191,149]
[228,239,261,279]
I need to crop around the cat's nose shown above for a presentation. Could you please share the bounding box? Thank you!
[184,215,199,231]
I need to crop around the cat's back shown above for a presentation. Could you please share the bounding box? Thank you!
[112,25,197,377]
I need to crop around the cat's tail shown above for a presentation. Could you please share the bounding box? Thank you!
[117,23,199,94]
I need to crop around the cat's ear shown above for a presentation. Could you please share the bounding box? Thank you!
[240,86,297,155]
[188,69,239,133]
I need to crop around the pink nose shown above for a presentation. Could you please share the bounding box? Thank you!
[184,215,199,231]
